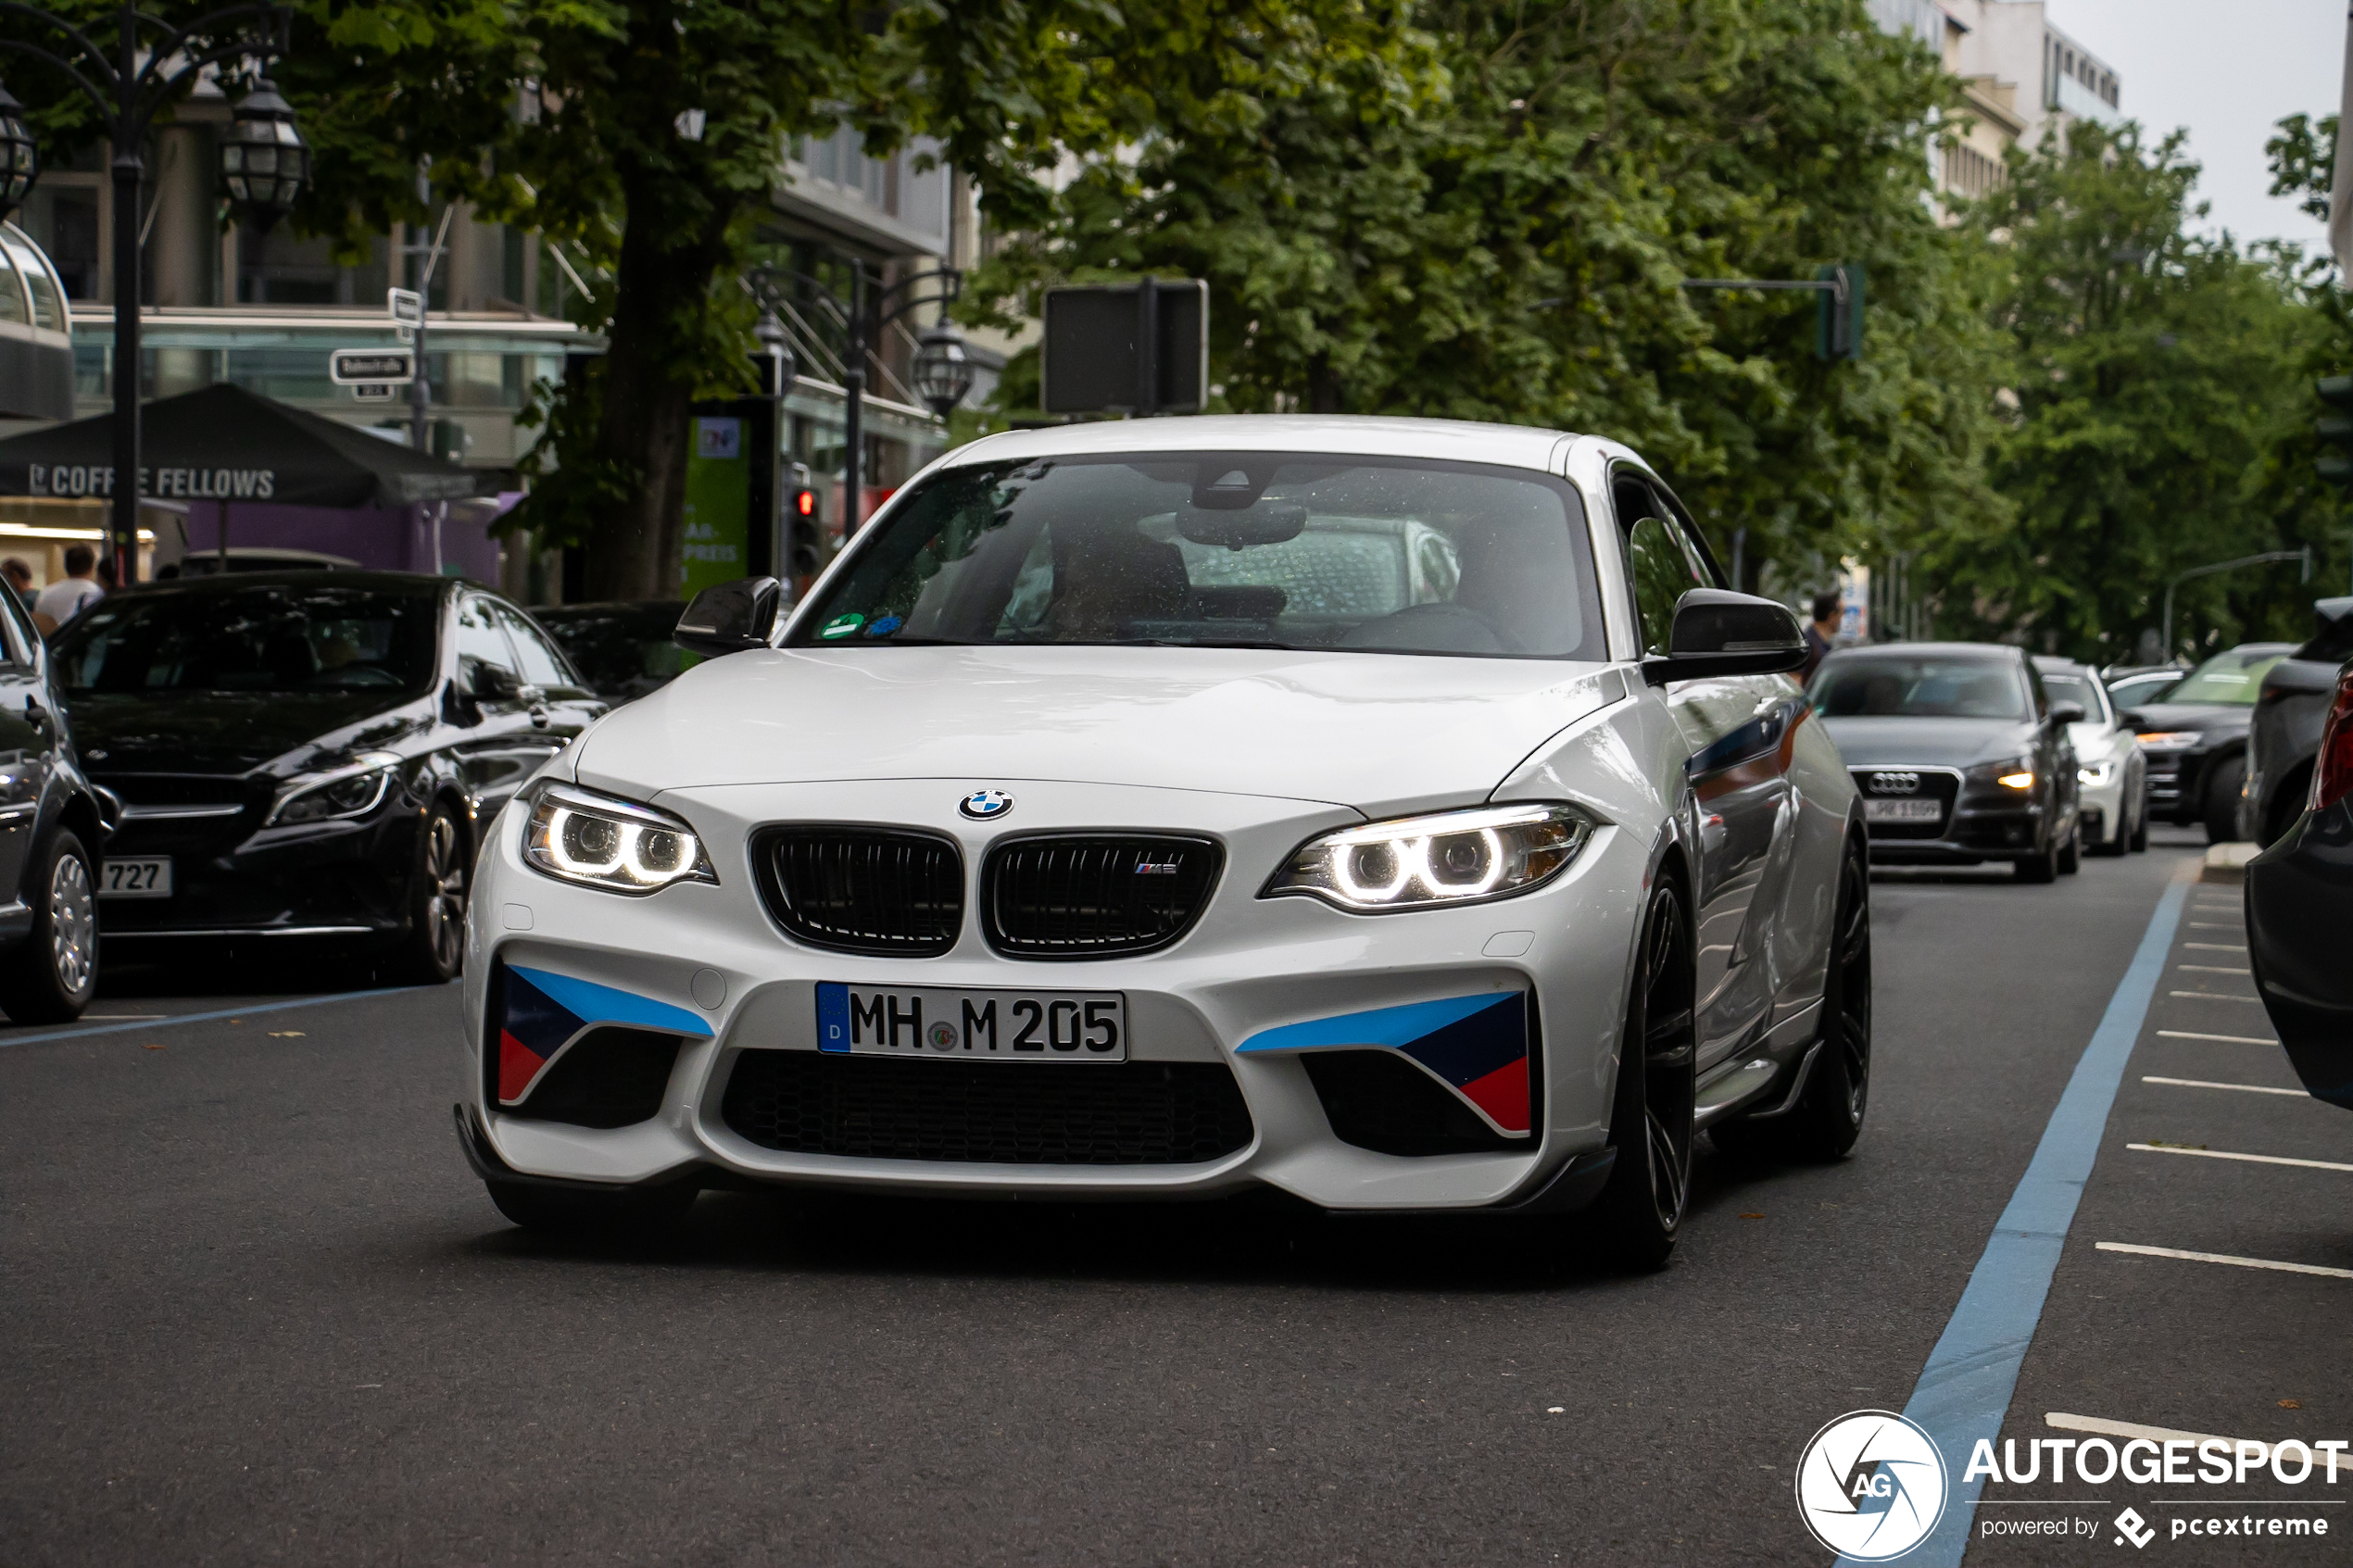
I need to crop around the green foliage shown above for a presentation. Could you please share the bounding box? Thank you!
[1931,119,2341,661]
[970,0,2010,589]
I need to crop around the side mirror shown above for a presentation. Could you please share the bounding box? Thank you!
[2051,702,2086,726]
[1642,588,1806,685]
[2116,708,2145,730]
[675,576,784,659]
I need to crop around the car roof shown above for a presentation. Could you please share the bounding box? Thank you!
[936,414,1578,473]
[125,569,458,596]
[2031,655,2094,672]
[1821,641,2022,661]
[2201,642,2296,657]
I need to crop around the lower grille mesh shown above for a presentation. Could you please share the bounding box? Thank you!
[720,1051,1254,1164]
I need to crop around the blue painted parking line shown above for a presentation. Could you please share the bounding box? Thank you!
[1842,862,2196,1568]
[0,985,437,1049]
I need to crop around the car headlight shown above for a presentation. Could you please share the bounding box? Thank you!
[266,751,401,826]
[1966,756,2037,793]
[1265,803,1594,912]
[2135,731,2200,752]
[523,782,715,895]
[2079,759,2119,787]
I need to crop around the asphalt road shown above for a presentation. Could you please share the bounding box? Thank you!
[2,831,2342,1566]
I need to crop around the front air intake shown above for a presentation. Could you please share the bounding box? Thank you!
[981,834,1221,959]
[754,828,964,957]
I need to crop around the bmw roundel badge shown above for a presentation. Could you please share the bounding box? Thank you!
[960,788,1013,821]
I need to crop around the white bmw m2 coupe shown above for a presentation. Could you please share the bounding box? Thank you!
[457,416,1869,1266]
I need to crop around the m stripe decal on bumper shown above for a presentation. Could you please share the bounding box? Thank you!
[1239,991,1531,1135]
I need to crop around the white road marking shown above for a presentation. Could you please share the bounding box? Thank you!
[2169,991,2261,1001]
[2177,964,2253,974]
[2157,1030,2278,1044]
[2096,1242,2353,1280]
[2141,1075,2309,1098]
[2183,942,2246,952]
[2127,1143,2353,1173]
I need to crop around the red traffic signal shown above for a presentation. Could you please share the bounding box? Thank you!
[790,486,817,521]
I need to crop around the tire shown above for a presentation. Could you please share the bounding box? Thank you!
[2089,814,2128,858]
[1713,840,1870,1162]
[1590,878,1696,1271]
[395,802,470,984]
[2057,820,2082,874]
[0,827,98,1024]
[2129,790,2149,852]
[2202,755,2246,845]
[485,1178,698,1235]
[2013,836,2057,883]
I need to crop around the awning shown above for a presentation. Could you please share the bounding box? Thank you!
[0,383,498,508]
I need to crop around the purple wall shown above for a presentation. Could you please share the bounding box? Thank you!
[181,499,504,583]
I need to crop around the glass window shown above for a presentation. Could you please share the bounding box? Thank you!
[495,605,575,691]
[2164,647,2292,707]
[456,595,517,689]
[1811,654,2030,721]
[52,584,439,693]
[791,453,1605,660]
[535,604,698,700]
[2037,668,2108,722]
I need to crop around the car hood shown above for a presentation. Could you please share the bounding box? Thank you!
[573,645,1625,814]
[1814,715,2037,769]
[2127,702,2252,738]
[63,690,430,779]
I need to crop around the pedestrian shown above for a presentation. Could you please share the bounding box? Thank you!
[32,545,105,635]
[1798,589,1842,684]
[0,557,33,612]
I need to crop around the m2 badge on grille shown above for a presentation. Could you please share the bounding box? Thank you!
[816,982,1127,1060]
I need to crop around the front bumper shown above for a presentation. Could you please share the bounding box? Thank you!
[459,779,1653,1213]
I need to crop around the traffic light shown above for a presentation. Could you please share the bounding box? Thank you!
[787,483,821,578]
[2317,375,2353,486]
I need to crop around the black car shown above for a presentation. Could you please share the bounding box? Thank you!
[530,600,695,702]
[2243,597,2353,846]
[50,572,605,980]
[2246,657,2353,1110]
[2124,642,2296,842]
[1811,642,2083,882]
[0,583,111,1022]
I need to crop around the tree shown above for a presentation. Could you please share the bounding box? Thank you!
[969,0,2008,592]
[1933,119,2336,660]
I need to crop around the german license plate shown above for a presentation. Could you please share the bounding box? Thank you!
[99,858,172,898]
[1864,797,1944,823]
[816,982,1127,1061]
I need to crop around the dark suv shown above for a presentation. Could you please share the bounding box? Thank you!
[2126,643,2296,842]
[2243,597,2353,846]
[0,582,111,1022]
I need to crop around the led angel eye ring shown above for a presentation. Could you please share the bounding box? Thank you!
[1331,835,1418,902]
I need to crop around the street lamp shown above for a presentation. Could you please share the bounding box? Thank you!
[219,76,308,230]
[0,82,35,217]
[0,2,300,585]
[750,263,964,535]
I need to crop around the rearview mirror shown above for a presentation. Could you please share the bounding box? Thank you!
[675,576,785,659]
[1176,501,1308,552]
[2051,702,2086,726]
[1642,589,1806,685]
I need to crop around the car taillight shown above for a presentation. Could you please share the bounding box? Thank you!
[2311,671,2353,812]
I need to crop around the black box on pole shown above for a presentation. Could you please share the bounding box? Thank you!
[1041,281,1209,415]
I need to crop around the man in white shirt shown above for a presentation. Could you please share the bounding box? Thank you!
[31,545,104,635]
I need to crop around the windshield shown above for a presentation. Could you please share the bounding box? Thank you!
[790,453,1605,659]
[55,584,439,695]
[2108,671,2180,708]
[2163,647,2289,707]
[1811,655,2029,721]
[2039,669,2107,722]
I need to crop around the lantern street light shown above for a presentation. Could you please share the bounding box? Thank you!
[0,82,35,217]
[750,263,964,535]
[0,3,300,584]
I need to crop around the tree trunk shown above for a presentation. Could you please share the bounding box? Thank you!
[581,167,734,601]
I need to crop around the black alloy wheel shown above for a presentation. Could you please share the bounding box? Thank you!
[1591,879,1696,1270]
[0,828,98,1024]
[1715,839,1871,1162]
[399,804,470,984]
[2202,755,2246,846]
[2013,827,2059,884]
[2058,819,2082,874]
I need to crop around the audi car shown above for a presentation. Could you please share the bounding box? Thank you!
[2034,656,2147,855]
[51,573,604,980]
[1810,643,2082,881]
[455,417,1872,1267]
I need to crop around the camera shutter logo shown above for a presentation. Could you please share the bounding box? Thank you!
[1793,1410,1949,1561]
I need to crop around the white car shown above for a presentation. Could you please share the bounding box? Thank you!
[2033,657,2146,855]
[456,417,1869,1267]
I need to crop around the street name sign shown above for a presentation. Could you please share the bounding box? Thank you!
[329,349,415,386]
